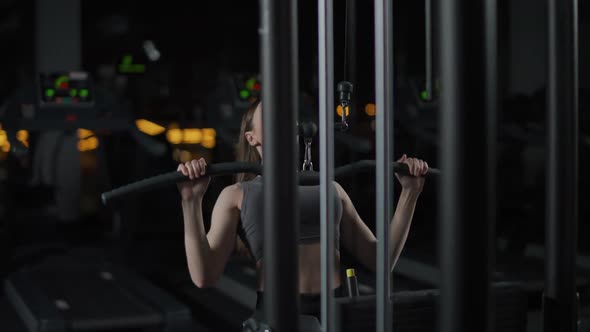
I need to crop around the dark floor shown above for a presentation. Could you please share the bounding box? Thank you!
[1,221,589,332]
[2,246,589,332]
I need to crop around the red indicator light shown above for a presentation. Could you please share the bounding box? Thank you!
[60,82,68,89]
[253,83,261,91]
[65,114,78,122]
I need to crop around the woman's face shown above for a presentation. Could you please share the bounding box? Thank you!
[246,102,263,153]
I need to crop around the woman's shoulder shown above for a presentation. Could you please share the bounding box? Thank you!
[221,183,243,196]
[217,183,243,206]
[332,181,345,195]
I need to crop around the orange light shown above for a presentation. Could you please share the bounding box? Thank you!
[16,130,29,142]
[201,128,216,138]
[166,128,183,145]
[201,128,216,149]
[87,137,99,150]
[0,125,9,153]
[78,128,95,139]
[365,103,376,116]
[201,137,216,149]
[16,130,29,147]
[166,127,216,146]
[78,136,99,152]
[336,105,350,117]
[136,119,166,136]
[183,129,202,144]
[0,130,6,146]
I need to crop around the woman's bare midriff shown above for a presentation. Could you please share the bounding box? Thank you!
[254,242,342,294]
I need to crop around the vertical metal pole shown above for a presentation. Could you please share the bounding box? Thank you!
[344,0,357,86]
[485,0,498,330]
[438,2,463,329]
[375,0,394,331]
[438,0,492,331]
[260,0,300,330]
[318,0,335,330]
[425,0,433,99]
[344,0,360,209]
[544,0,579,330]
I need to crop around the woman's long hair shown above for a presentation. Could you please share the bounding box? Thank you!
[234,99,261,259]
[235,99,262,183]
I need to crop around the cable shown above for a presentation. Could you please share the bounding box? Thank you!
[343,0,349,81]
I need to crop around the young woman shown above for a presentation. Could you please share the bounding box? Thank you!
[177,100,429,320]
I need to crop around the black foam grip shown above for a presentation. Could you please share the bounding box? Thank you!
[101,162,262,205]
[335,160,440,178]
[101,160,440,206]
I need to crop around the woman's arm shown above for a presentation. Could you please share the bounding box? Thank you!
[388,189,420,268]
[336,182,378,272]
[179,158,241,288]
[182,185,240,287]
[339,155,428,272]
[337,185,421,273]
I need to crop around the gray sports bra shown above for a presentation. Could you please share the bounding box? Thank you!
[238,176,343,261]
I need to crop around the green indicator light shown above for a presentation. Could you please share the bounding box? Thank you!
[70,89,77,97]
[246,78,256,91]
[132,64,145,73]
[420,90,429,100]
[122,55,133,65]
[240,90,250,99]
[80,89,89,98]
[45,89,55,97]
[54,75,69,89]
[118,64,145,74]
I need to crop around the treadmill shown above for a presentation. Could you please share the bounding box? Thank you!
[1,72,201,332]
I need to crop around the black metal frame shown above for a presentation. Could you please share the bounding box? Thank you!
[543,0,579,330]
[260,0,300,330]
[318,0,336,329]
[374,0,395,331]
[484,0,499,330]
[437,0,495,331]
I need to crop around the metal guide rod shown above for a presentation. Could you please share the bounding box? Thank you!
[544,0,579,330]
[438,0,492,331]
[374,0,394,331]
[425,0,433,99]
[319,0,336,329]
[260,0,300,330]
[485,0,499,330]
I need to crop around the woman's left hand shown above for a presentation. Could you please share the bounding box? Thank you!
[395,154,429,193]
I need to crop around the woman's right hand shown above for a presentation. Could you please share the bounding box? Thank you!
[177,158,211,201]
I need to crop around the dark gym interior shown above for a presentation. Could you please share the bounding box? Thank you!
[0,0,588,331]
